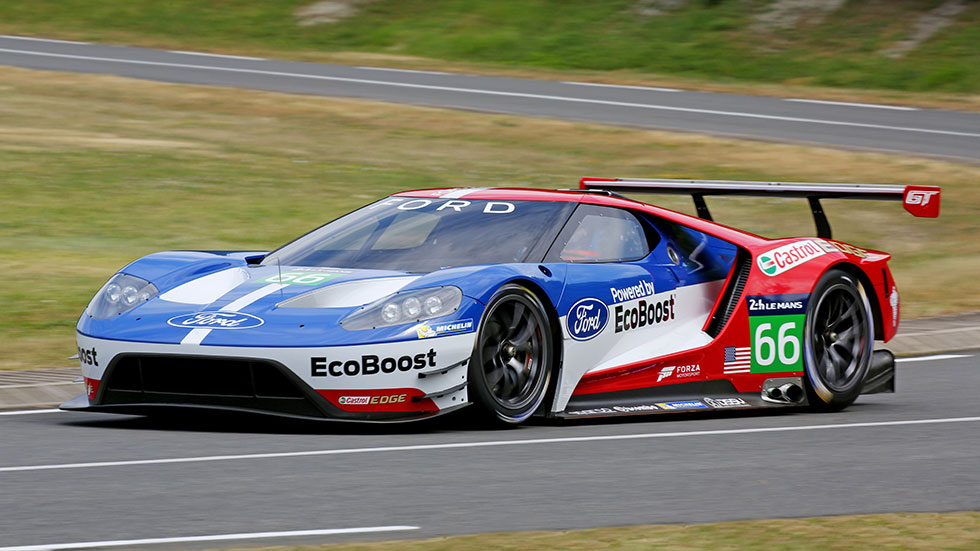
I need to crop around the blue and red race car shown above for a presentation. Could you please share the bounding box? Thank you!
[64,178,941,424]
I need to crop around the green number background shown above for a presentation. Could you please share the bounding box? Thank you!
[750,313,805,373]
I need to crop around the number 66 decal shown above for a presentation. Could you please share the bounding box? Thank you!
[754,321,801,367]
[746,294,808,373]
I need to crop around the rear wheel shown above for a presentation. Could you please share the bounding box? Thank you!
[468,285,553,425]
[803,269,874,411]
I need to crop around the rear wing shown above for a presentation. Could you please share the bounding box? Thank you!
[580,177,941,239]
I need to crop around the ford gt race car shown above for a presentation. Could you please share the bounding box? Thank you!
[63,178,941,424]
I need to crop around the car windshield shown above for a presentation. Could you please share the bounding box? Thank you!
[265,197,575,272]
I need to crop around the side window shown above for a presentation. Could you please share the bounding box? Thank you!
[546,204,656,263]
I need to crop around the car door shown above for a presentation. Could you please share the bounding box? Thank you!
[546,203,731,410]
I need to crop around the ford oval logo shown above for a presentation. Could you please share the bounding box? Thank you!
[566,298,608,341]
[167,311,264,330]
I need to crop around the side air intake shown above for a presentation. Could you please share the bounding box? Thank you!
[705,250,751,338]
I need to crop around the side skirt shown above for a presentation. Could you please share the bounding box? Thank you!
[558,379,805,419]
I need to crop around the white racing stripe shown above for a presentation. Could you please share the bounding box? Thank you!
[179,283,288,345]
[0,48,978,139]
[0,526,420,551]
[2,416,978,473]
[784,98,918,111]
[896,354,972,363]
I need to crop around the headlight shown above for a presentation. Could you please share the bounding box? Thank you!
[86,273,158,320]
[341,286,462,331]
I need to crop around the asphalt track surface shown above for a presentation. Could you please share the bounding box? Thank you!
[1,354,977,550]
[1,35,980,162]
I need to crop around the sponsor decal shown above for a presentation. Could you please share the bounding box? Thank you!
[756,240,826,276]
[167,311,264,329]
[657,363,701,383]
[656,400,708,411]
[890,286,899,327]
[902,187,941,217]
[84,377,99,400]
[723,346,751,374]
[614,294,675,333]
[747,294,807,374]
[261,268,348,286]
[566,404,660,416]
[703,397,750,408]
[77,346,99,367]
[905,189,939,206]
[416,319,474,339]
[609,279,656,303]
[338,393,408,406]
[385,198,517,214]
[817,240,869,259]
[311,349,437,376]
[566,298,609,341]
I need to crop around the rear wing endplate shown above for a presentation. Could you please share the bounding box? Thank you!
[580,177,941,239]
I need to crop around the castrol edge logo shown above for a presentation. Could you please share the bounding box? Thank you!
[756,240,826,277]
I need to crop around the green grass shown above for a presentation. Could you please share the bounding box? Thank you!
[226,512,980,551]
[0,1,978,94]
[2,66,979,370]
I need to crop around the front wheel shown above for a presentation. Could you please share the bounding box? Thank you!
[468,285,553,425]
[803,269,874,411]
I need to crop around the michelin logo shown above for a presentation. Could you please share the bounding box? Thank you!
[417,319,474,339]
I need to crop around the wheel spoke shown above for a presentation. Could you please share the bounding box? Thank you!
[827,347,847,383]
[832,301,858,330]
[509,315,538,346]
[486,366,506,388]
[506,302,526,334]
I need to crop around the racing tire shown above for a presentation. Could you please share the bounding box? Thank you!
[468,284,553,425]
[803,269,874,412]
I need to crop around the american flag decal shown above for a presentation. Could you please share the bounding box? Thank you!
[723,346,751,374]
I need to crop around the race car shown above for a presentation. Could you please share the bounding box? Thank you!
[63,178,941,424]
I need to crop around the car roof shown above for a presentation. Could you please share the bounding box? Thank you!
[395,187,768,247]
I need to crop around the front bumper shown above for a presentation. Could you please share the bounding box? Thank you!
[67,333,473,421]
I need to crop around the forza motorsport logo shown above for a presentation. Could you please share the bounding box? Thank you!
[757,240,825,276]
[657,363,700,382]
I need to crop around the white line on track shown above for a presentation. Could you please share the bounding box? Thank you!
[0,35,89,45]
[563,81,681,92]
[0,409,62,416]
[0,526,420,551]
[1,47,978,139]
[896,354,972,363]
[356,66,450,75]
[167,50,264,61]
[784,98,918,111]
[2,416,978,473]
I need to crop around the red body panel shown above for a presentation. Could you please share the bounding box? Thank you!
[399,187,899,403]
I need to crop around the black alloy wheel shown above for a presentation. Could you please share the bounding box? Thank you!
[468,284,553,425]
[803,269,874,411]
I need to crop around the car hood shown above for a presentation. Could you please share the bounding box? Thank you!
[78,264,482,347]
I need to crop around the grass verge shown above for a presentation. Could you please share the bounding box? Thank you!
[0,1,977,108]
[226,512,980,551]
[2,66,978,370]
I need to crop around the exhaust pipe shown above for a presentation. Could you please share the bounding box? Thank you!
[778,383,805,403]
[763,380,805,404]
